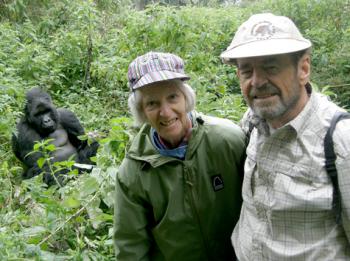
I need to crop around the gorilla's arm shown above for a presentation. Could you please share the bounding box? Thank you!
[57,108,85,148]
[57,108,99,164]
[12,120,47,179]
[12,120,44,166]
[78,140,99,164]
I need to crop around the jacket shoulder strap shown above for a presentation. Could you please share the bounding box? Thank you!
[324,111,350,224]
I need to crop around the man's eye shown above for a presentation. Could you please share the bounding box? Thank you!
[265,66,278,73]
[240,70,252,77]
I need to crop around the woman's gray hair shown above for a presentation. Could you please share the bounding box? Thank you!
[128,80,196,127]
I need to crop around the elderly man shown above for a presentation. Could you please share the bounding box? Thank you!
[221,13,350,260]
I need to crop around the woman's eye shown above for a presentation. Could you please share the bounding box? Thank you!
[145,101,157,109]
[169,93,178,99]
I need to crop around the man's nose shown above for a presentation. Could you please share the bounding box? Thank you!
[251,69,268,88]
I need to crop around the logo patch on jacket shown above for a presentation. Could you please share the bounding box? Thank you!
[211,175,224,191]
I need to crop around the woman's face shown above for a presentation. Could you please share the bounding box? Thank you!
[140,81,190,148]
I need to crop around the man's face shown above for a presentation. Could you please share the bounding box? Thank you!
[236,53,310,128]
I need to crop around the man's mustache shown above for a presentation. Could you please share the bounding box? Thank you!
[249,84,280,98]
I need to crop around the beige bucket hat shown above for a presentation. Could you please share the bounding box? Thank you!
[221,13,312,62]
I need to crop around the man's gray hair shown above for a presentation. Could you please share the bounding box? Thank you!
[128,80,196,127]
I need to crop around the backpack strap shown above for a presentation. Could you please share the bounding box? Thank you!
[244,120,255,145]
[324,111,350,224]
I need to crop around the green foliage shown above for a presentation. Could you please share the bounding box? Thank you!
[0,166,116,259]
[0,0,349,258]
[29,139,78,187]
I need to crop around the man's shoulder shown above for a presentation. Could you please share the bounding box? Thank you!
[313,92,343,119]
[331,112,350,153]
[312,92,350,149]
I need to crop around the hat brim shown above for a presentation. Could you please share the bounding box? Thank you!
[221,38,312,62]
[131,70,190,90]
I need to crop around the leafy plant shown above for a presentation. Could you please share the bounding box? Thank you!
[27,139,77,187]
[1,0,349,258]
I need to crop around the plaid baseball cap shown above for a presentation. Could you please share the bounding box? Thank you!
[221,13,312,62]
[127,51,190,90]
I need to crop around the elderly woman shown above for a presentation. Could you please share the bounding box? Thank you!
[114,51,246,260]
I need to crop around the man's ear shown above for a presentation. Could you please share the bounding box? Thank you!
[298,54,311,86]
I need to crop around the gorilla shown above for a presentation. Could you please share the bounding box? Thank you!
[12,88,99,185]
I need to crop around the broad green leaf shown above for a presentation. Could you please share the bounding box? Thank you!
[46,144,56,152]
[80,176,99,197]
[61,196,81,208]
[21,226,47,237]
[33,143,41,150]
[37,158,45,168]
[86,200,103,229]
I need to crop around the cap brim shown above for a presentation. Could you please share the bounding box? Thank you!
[132,70,190,90]
[221,39,312,62]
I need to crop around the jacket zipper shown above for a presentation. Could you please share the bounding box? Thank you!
[184,163,210,261]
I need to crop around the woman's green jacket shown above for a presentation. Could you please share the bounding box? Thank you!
[114,112,246,261]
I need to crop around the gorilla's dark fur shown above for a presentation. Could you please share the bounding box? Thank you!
[12,88,99,185]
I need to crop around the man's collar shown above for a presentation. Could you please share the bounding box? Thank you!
[287,89,316,134]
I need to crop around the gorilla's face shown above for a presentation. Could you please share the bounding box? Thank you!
[25,89,59,135]
[30,104,57,133]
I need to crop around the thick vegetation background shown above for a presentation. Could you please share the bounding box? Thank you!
[0,0,349,259]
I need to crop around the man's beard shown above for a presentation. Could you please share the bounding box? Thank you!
[248,83,300,121]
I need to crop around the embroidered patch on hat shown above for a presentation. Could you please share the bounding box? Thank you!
[251,21,275,40]
[211,175,224,192]
[220,13,312,60]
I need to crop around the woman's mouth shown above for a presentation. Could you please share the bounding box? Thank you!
[161,118,177,126]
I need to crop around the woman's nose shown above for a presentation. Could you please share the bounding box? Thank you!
[159,102,171,117]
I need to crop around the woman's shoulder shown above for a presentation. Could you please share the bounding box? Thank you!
[198,113,243,135]
[193,113,246,149]
[118,156,143,184]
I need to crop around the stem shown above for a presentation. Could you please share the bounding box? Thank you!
[47,158,62,188]
[328,83,350,88]
[83,5,93,89]
[38,191,100,246]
